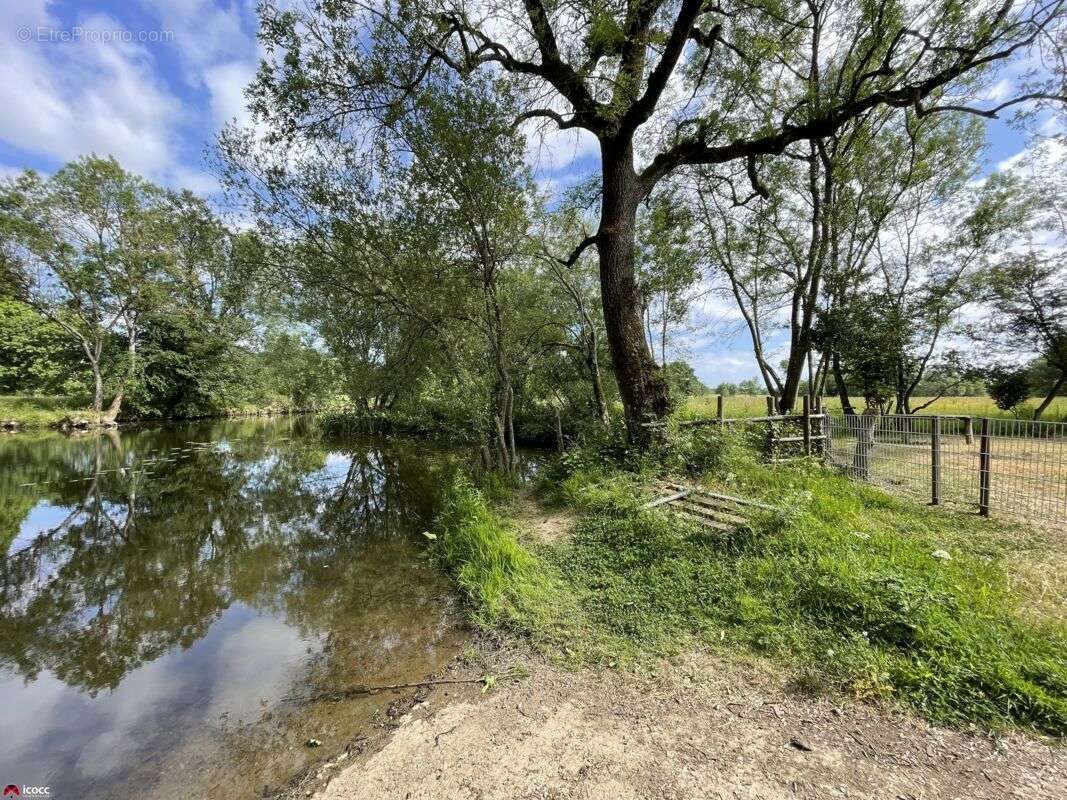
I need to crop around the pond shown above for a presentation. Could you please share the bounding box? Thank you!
[0,417,476,799]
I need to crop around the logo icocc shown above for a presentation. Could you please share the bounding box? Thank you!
[3,787,49,797]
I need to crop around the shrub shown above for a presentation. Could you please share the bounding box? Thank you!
[986,367,1031,412]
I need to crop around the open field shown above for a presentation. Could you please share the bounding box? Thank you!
[822,415,1067,528]
[681,393,1067,422]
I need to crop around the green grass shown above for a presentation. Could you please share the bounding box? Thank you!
[429,475,600,654]
[680,393,1067,422]
[0,394,94,428]
[431,432,1067,736]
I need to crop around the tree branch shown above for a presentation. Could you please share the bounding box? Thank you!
[514,108,583,130]
[622,0,707,133]
[558,233,599,267]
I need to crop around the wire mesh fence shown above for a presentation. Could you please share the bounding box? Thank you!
[824,412,1067,526]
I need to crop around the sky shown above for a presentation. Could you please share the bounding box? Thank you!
[0,0,1039,387]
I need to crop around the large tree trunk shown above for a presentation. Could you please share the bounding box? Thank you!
[780,346,808,413]
[102,389,124,425]
[597,139,669,443]
[1034,370,1066,420]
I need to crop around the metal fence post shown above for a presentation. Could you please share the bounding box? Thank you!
[823,412,832,463]
[802,395,811,456]
[979,417,992,517]
[853,409,877,480]
[931,415,942,506]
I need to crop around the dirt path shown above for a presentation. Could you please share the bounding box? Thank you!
[308,650,1065,800]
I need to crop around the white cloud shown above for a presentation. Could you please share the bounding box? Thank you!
[0,1,261,193]
[171,165,221,195]
[977,78,1013,103]
[142,0,255,73]
[142,0,259,130]
[0,2,182,177]
[524,123,599,174]
[203,60,257,127]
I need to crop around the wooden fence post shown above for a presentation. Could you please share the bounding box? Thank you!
[964,416,974,445]
[931,416,942,506]
[766,395,775,415]
[802,395,811,456]
[716,394,724,425]
[978,417,992,517]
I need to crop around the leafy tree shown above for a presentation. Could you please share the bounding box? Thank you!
[0,299,85,397]
[872,170,1026,413]
[0,157,174,421]
[131,199,269,418]
[662,361,708,398]
[244,0,1066,443]
[989,253,1066,419]
[637,194,701,367]
[821,295,904,409]
[534,206,614,424]
[700,110,987,413]
[713,381,738,396]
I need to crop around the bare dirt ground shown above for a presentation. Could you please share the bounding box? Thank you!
[303,648,1066,800]
[513,487,577,543]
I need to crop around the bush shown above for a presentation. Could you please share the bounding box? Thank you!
[986,367,1031,412]
[318,407,480,440]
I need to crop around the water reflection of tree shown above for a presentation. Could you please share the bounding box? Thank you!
[0,423,449,694]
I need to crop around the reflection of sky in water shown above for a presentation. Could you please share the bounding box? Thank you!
[0,418,463,798]
[0,603,308,788]
[13,501,72,545]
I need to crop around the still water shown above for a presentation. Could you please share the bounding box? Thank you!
[0,417,471,799]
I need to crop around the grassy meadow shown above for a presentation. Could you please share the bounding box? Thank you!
[681,393,1067,422]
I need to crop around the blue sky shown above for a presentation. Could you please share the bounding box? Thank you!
[0,0,1035,386]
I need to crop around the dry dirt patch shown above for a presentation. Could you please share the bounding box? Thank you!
[310,651,1066,800]
[513,488,576,543]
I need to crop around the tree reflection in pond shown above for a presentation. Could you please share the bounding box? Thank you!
[0,417,467,799]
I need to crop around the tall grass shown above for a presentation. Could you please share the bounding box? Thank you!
[429,476,597,653]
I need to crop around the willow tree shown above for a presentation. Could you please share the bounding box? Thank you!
[0,157,173,421]
[696,110,985,413]
[248,0,1065,442]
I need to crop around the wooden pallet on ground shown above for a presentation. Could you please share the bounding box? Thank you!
[644,481,776,532]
